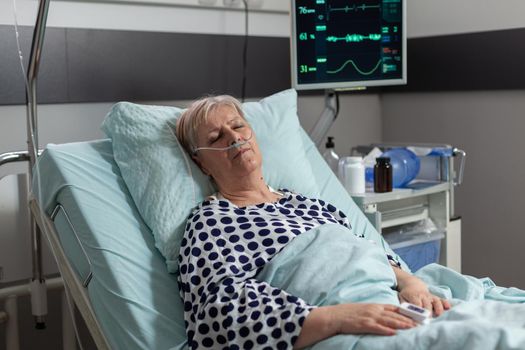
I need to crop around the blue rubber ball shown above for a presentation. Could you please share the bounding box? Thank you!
[365,148,420,188]
[383,148,420,187]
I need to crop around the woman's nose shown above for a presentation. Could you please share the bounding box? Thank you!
[226,129,242,145]
[230,135,242,146]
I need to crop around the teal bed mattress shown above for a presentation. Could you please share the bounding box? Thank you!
[34,139,188,350]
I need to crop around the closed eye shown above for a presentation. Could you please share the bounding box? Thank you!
[207,122,245,144]
[208,133,221,144]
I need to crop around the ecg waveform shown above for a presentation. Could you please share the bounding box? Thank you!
[329,4,381,13]
[326,33,381,43]
[298,3,380,16]
[326,59,382,76]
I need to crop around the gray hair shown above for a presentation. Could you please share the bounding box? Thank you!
[176,95,245,156]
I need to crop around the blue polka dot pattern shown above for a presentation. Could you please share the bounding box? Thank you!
[178,189,358,350]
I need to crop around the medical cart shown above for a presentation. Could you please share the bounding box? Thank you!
[350,143,465,273]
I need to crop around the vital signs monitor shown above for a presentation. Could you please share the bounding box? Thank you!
[291,0,407,90]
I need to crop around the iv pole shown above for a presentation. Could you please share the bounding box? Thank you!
[25,0,52,329]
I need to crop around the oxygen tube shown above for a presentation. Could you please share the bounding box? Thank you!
[192,130,253,154]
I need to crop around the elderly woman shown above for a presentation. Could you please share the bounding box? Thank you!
[175,95,450,350]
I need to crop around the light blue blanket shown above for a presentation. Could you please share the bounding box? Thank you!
[257,224,525,350]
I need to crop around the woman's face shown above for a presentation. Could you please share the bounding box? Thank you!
[192,105,262,184]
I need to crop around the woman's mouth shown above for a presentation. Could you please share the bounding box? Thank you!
[233,147,250,159]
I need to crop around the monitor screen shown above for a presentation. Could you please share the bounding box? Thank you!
[291,0,406,90]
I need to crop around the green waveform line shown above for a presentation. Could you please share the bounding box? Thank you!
[329,4,381,12]
[327,59,382,76]
[326,34,381,43]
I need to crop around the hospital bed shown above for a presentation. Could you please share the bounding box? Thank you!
[9,1,525,349]
[27,101,525,350]
[28,94,397,349]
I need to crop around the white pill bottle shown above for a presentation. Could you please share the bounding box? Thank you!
[340,156,365,194]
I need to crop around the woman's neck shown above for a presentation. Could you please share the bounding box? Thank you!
[216,176,280,207]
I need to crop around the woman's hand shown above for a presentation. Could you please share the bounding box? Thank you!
[393,267,451,317]
[327,303,417,336]
[294,303,416,349]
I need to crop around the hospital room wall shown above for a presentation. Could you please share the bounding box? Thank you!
[381,0,525,289]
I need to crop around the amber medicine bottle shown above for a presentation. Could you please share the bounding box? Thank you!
[374,157,393,193]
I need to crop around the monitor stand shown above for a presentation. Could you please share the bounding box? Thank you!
[308,89,338,148]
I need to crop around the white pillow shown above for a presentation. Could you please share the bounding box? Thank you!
[101,89,320,273]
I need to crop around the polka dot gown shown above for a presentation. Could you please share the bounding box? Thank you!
[178,189,386,349]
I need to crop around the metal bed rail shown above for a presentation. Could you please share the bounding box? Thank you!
[29,198,111,350]
[0,151,30,165]
[0,150,41,180]
[50,205,93,288]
